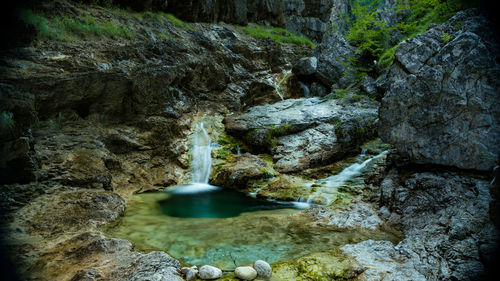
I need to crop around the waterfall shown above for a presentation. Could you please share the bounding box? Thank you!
[306,150,388,205]
[168,122,218,194]
[191,122,212,184]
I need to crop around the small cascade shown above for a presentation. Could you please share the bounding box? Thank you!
[298,81,310,97]
[236,145,241,155]
[168,122,219,194]
[306,150,388,205]
[274,69,291,100]
[191,122,212,184]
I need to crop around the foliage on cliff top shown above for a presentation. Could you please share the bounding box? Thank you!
[240,24,316,49]
[19,9,134,41]
[346,0,479,71]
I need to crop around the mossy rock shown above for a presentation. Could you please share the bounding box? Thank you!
[361,138,391,155]
[257,174,312,201]
[271,249,360,281]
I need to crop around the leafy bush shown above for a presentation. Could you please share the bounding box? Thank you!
[240,24,316,49]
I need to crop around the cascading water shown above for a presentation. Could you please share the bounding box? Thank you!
[168,122,219,194]
[191,122,212,184]
[306,150,388,205]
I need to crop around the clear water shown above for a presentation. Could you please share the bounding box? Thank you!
[160,185,302,218]
[105,191,401,270]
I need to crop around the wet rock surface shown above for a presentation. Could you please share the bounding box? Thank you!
[212,153,274,190]
[379,9,500,171]
[224,97,378,172]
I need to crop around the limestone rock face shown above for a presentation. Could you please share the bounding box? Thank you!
[165,0,285,27]
[379,9,500,171]
[312,31,356,86]
[199,265,223,280]
[224,97,379,172]
[234,266,258,280]
[342,169,498,280]
[283,0,351,42]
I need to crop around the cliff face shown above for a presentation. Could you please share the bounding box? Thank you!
[379,9,500,171]
[138,0,353,43]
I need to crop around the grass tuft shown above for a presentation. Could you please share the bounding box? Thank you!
[19,9,135,41]
[239,24,316,48]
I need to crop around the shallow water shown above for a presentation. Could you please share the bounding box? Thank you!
[105,189,401,269]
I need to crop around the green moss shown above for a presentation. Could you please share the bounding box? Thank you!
[239,24,316,48]
[333,119,343,138]
[327,89,347,100]
[271,249,358,281]
[257,175,312,201]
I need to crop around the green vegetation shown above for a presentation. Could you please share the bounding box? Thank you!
[377,44,398,69]
[143,11,192,30]
[441,32,451,42]
[19,9,135,41]
[346,1,389,71]
[345,0,479,72]
[239,24,316,48]
[164,13,192,30]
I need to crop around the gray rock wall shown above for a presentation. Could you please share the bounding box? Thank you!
[379,9,500,171]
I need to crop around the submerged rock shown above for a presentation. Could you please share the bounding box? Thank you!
[234,266,257,280]
[379,9,500,171]
[253,260,272,279]
[199,265,223,280]
[327,203,383,230]
[341,240,426,281]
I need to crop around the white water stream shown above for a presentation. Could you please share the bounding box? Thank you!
[168,122,219,194]
[306,150,388,205]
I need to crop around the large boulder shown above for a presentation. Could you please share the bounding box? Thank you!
[379,9,500,171]
[224,96,379,172]
[211,153,274,189]
[312,31,355,86]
